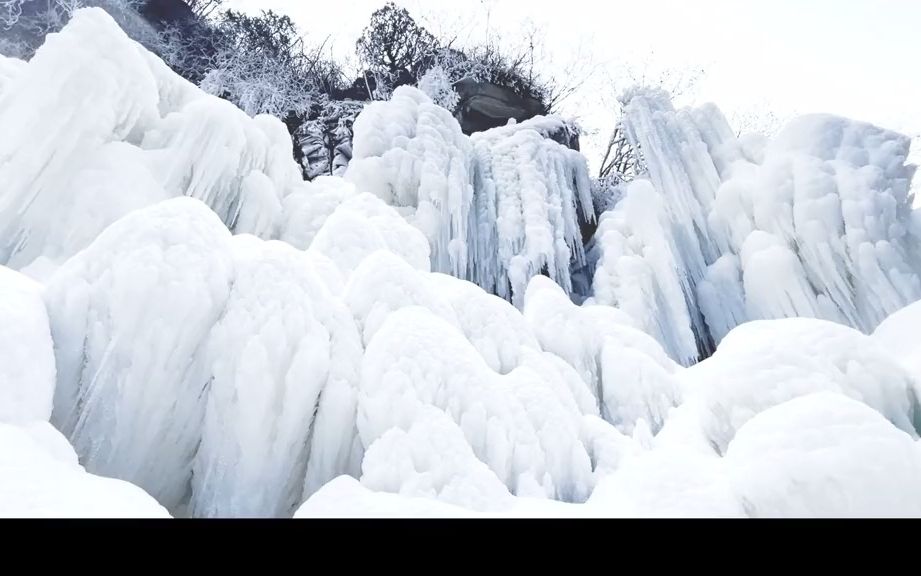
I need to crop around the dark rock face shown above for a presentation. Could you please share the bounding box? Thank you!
[453,78,547,136]
[138,0,198,30]
[541,119,581,152]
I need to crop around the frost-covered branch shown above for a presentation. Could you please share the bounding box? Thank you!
[184,0,223,20]
[0,0,24,28]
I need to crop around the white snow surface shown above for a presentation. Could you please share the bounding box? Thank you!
[0,422,170,518]
[0,266,56,424]
[2,10,921,518]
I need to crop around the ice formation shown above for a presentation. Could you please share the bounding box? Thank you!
[0,266,56,424]
[45,197,235,511]
[2,9,921,518]
[346,86,594,307]
[0,8,303,279]
[592,88,921,365]
[189,235,361,518]
[346,86,475,278]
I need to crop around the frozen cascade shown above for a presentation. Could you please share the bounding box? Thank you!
[346,86,594,307]
[0,8,305,278]
[470,118,595,307]
[45,197,236,511]
[592,88,921,365]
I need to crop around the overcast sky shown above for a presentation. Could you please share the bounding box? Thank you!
[228,0,921,171]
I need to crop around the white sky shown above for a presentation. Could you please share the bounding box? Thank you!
[229,0,921,172]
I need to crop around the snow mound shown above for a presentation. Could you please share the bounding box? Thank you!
[359,407,513,511]
[873,299,921,382]
[358,306,595,502]
[295,475,479,518]
[726,392,921,517]
[683,317,921,452]
[308,193,431,278]
[0,266,55,424]
[0,422,170,518]
[523,276,681,434]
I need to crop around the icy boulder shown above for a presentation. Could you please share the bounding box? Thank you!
[725,393,921,517]
[873,299,921,381]
[359,407,514,511]
[358,306,596,502]
[343,251,458,346]
[278,176,359,251]
[0,422,171,518]
[683,318,921,452]
[45,197,235,511]
[523,276,681,434]
[427,272,542,375]
[308,193,432,279]
[0,266,56,424]
[0,8,303,275]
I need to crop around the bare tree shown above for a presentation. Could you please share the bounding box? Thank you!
[187,10,325,118]
[597,123,644,182]
[729,107,783,138]
[355,2,437,77]
[184,0,222,20]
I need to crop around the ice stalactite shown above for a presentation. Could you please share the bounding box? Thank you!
[346,86,594,308]
[592,88,921,365]
[0,9,304,279]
